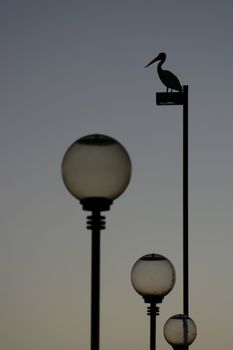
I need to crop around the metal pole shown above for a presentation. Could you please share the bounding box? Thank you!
[183,85,189,317]
[88,210,103,350]
[183,85,189,350]
[147,302,158,350]
[150,303,156,350]
[83,198,112,350]
[91,220,100,350]
[83,197,111,350]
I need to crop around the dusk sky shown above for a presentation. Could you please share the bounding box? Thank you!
[1,1,233,349]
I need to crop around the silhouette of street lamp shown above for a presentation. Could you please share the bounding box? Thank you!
[62,134,132,350]
[164,314,197,350]
[146,52,195,350]
[131,254,176,350]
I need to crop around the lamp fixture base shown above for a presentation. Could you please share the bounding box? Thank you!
[80,197,113,212]
[143,295,164,304]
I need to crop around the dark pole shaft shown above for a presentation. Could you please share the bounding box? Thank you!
[149,303,156,350]
[183,85,189,317]
[91,211,101,350]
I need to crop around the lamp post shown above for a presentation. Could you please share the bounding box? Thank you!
[144,52,198,350]
[145,52,189,322]
[164,314,197,350]
[156,85,189,319]
[156,86,194,350]
[131,254,176,350]
[62,134,132,350]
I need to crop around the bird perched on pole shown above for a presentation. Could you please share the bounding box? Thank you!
[145,52,182,92]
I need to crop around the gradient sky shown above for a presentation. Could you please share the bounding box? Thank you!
[1,1,233,349]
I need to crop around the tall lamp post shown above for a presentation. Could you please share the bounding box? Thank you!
[145,52,189,319]
[131,254,176,350]
[62,134,132,350]
[156,84,191,350]
[156,85,189,319]
[145,52,196,350]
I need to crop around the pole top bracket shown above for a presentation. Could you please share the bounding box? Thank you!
[156,85,188,106]
[156,92,183,105]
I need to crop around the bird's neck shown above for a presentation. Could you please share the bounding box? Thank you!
[157,59,164,72]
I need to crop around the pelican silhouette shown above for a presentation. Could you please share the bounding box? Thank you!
[145,52,182,92]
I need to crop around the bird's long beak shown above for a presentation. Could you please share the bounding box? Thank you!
[144,55,160,68]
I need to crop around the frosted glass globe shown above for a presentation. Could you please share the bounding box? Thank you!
[164,314,197,347]
[131,254,176,301]
[62,134,132,201]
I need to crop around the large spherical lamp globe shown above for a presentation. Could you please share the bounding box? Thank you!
[62,134,132,210]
